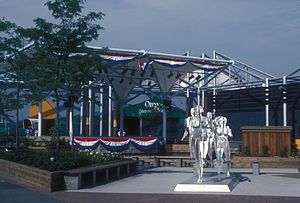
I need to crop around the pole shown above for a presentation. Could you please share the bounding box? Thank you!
[265,78,269,126]
[69,107,73,145]
[99,87,103,136]
[108,86,112,137]
[38,101,42,136]
[201,89,205,109]
[88,81,94,136]
[139,117,143,137]
[186,51,191,115]
[213,77,217,116]
[119,102,124,136]
[197,87,200,106]
[163,107,167,143]
[79,91,84,136]
[283,76,287,126]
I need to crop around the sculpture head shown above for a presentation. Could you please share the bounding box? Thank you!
[190,107,196,117]
[219,116,227,126]
[207,112,212,119]
[197,105,204,114]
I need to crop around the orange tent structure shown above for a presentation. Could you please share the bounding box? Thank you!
[29,100,57,119]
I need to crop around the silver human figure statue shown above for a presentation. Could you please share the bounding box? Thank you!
[182,106,233,183]
[206,112,215,167]
[182,105,209,183]
[214,116,232,178]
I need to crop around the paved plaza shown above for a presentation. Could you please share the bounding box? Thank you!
[1,166,300,203]
[70,167,300,197]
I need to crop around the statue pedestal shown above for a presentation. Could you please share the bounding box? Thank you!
[174,173,241,193]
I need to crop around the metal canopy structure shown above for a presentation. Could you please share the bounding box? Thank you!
[89,46,233,100]
[3,44,300,142]
[87,46,234,141]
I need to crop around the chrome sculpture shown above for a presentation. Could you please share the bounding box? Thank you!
[182,105,233,183]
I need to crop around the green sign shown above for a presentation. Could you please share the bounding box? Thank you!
[124,98,185,118]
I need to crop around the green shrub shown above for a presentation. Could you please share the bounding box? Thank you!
[244,145,251,156]
[280,147,288,157]
[263,145,270,157]
[0,149,122,171]
[236,145,243,156]
[291,142,298,157]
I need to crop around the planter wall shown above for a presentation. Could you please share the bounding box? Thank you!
[0,159,63,192]
[0,159,138,192]
[165,144,189,153]
[232,156,300,168]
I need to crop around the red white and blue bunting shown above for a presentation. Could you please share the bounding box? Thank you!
[73,137,161,152]
[100,53,137,64]
[100,52,225,71]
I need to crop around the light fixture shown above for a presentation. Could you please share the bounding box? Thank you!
[176,72,182,79]
[167,71,174,78]
[195,75,201,80]
[189,74,194,80]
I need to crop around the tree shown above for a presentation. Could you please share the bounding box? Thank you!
[28,0,105,156]
[0,19,31,149]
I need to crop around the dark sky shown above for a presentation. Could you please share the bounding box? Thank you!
[1,0,300,77]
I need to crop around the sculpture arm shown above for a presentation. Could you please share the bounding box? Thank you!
[181,118,190,141]
[227,127,233,137]
[181,129,189,141]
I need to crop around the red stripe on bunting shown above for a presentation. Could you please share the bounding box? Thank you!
[192,61,224,67]
[153,57,186,63]
[74,138,99,142]
[132,138,157,141]
[100,137,130,142]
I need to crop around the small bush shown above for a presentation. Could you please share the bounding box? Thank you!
[280,147,288,157]
[244,145,251,156]
[263,145,270,157]
[236,145,243,156]
[0,149,122,171]
[291,142,298,157]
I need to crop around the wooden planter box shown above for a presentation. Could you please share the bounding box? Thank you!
[241,126,292,156]
[0,159,63,192]
[0,159,137,192]
[63,160,137,190]
[232,156,300,168]
[165,144,189,153]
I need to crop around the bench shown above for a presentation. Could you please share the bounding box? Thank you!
[153,156,194,167]
[63,159,138,190]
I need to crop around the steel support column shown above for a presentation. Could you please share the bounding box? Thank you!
[283,76,287,126]
[38,101,42,137]
[119,102,124,136]
[265,78,269,126]
[139,117,143,137]
[108,86,112,137]
[99,87,103,136]
[88,81,94,136]
[163,107,167,143]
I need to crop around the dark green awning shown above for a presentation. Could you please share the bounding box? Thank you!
[124,98,185,118]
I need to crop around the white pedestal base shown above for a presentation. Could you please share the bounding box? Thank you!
[174,173,241,193]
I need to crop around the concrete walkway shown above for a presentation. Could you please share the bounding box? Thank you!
[70,167,300,197]
[1,167,300,203]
